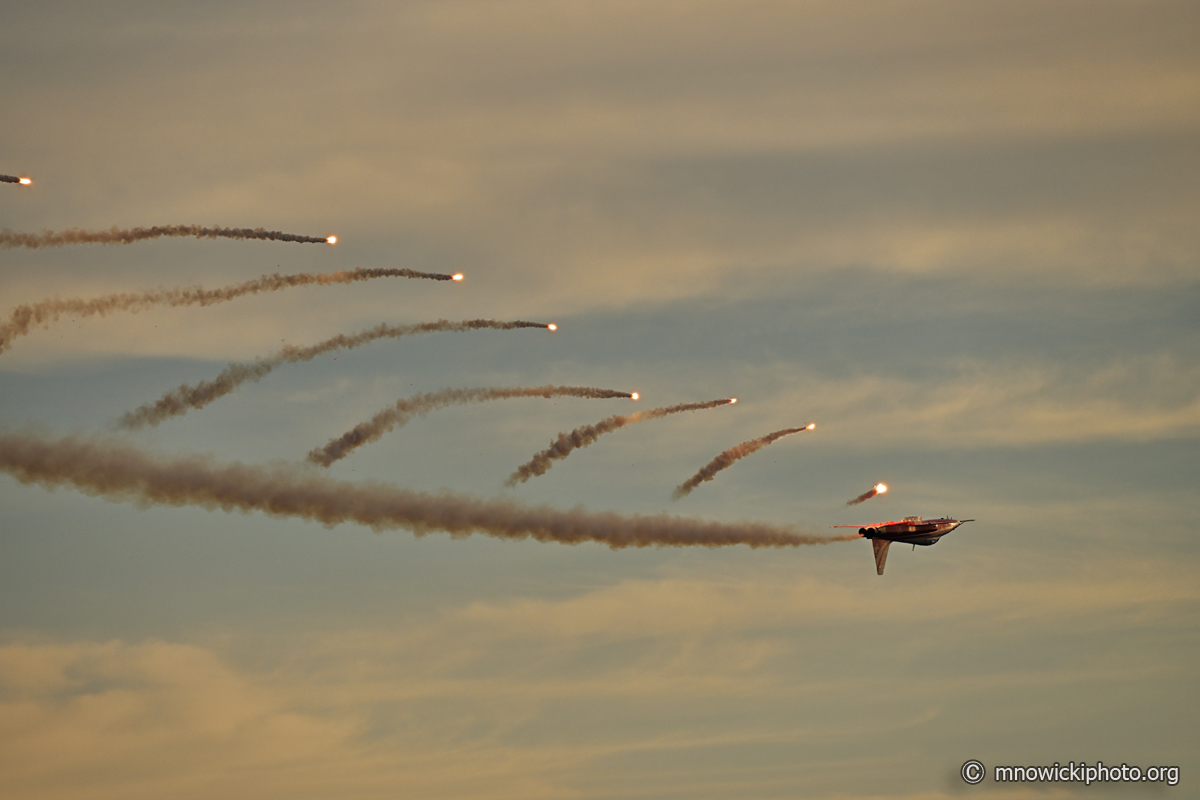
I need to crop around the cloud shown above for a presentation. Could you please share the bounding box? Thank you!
[0,639,358,800]
[3,556,1194,799]
[4,1,1198,336]
[438,557,1198,643]
[757,355,1200,449]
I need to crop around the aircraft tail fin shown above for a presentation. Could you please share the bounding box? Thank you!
[872,539,891,576]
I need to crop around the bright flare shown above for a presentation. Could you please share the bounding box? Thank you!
[18,178,31,185]
[547,323,557,331]
[326,236,337,245]
[876,483,887,493]
[631,392,639,400]
[806,423,816,430]
[730,398,737,404]
[452,273,464,281]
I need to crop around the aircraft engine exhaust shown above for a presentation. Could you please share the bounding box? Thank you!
[846,483,888,506]
[118,319,554,429]
[0,432,862,549]
[0,268,464,356]
[309,385,636,467]
[1,224,335,249]
[673,424,815,499]
[506,398,735,486]
[2,175,32,185]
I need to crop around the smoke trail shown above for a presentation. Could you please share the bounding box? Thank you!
[506,398,735,486]
[310,385,635,467]
[119,319,552,429]
[0,432,859,549]
[2,175,31,185]
[673,424,814,500]
[1,225,333,248]
[0,268,462,356]
[846,483,887,506]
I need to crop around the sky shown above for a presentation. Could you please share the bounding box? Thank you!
[1,1,1198,798]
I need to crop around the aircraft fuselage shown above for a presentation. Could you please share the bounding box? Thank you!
[858,516,967,546]
[833,516,973,574]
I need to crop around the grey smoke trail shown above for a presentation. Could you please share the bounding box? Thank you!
[673,425,813,500]
[0,432,859,549]
[845,483,887,506]
[2,175,31,185]
[0,268,461,356]
[1,224,332,248]
[506,398,735,486]
[119,319,552,429]
[309,385,635,467]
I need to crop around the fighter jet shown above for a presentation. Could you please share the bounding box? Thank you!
[832,516,972,575]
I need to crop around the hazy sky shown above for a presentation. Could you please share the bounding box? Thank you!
[2,2,1198,798]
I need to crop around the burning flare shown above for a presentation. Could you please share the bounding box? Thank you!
[1,175,31,185]
[1,224,332,249]
[308,385,636,467]
[673,424,815,499]
[326,236,337,244]
[1,268,465,356]
[506,398,735,486]
[452,274,464,282]
[119,319,554,429]
[846,482,888,506]
[0,432,861,549]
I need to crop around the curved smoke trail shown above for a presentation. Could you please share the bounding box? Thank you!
[119,319,553,429]
[1,225,332,248]
[0,432,859,549]
[673,425,813,500]
[0,268,461,356]
[506,398,735,486]
[309,385,635,467]
[846,483,887,506]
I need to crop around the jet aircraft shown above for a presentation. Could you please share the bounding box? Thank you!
[833,516,972,575]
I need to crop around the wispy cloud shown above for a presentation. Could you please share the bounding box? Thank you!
[3,557,1194,799]
[762,355,1200,449]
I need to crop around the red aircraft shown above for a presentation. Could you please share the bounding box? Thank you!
[833,516,973,575]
